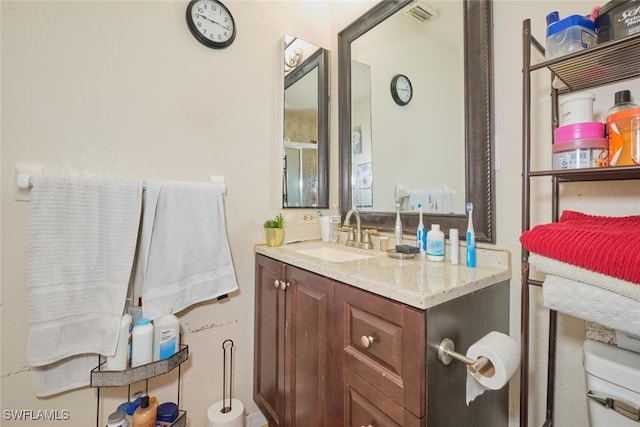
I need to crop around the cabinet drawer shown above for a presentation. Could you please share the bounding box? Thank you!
[343,368,424,427]
[335,284,425,418]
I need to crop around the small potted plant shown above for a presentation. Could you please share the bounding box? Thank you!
[264,213,285,247]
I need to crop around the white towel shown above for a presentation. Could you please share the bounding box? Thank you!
[137,181,238,320]
[543,274,640,336]
[27,175,142,395]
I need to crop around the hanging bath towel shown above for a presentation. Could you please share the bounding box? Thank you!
[137,181,238,320]
[27,175,142,395]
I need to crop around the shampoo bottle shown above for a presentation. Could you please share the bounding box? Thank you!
[152,308,180,361]
[416,203,426,256]
[131,318,153,367]
[105,313,132,371]
[426,224,445,262]
[132,396,156,427]
[395,203,403,246]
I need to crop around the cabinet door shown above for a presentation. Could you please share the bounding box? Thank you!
[254,255,286,427]
[335,284,426,418]
[285,264,337,427]
[342,368,424,427]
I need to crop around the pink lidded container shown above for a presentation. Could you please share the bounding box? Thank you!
[554,121,605,143]
[552,138,609,169]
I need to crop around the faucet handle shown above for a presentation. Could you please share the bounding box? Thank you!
[363,228,378,236]
[360,231,374,250]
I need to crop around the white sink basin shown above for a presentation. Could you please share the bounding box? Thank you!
[288,244,374,263]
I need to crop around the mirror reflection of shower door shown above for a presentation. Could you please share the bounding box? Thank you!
[284,144,318,207]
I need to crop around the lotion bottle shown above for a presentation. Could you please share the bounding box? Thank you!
[152,308,180,361]
[426,224,445,262]
[395,203,403,246]
[131,318,153,367]
[132,396,156,427]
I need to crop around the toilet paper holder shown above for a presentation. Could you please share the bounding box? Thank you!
[437,338,493,374]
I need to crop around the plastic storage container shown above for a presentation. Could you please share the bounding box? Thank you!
[595,0,640,43]
[545,12,596,59]
[554,121,605,142]
[559,92,595,125]
[552,138,609,169]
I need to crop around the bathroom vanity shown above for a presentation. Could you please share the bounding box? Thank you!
[254,241,511,426]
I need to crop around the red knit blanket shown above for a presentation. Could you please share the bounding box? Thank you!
[520,210,640,284]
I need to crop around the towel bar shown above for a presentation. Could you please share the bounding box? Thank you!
[14,162,226,201]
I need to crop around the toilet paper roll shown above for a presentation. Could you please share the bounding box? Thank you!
[207,398,245,427]
[465,331,520,405]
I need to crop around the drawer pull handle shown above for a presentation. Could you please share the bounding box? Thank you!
[360,335,374,348]
[280,281,290,290]
[274,280,280,288]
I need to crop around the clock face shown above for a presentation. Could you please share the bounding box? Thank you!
[186,0,236,49]
[391,74,413,106]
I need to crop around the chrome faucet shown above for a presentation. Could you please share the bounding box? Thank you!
[343,208,373,249]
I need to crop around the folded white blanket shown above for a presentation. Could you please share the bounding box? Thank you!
[530,253,640,302]
[543,274,640,336]
[27,175,142,395]
[137,181,238,320]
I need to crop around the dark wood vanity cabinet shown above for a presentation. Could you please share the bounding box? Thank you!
[254,254,340,427]
[255,254,509,427]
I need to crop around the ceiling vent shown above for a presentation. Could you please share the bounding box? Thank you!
[403,1,439,24]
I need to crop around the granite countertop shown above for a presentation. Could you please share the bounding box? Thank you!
[255,240,511,310]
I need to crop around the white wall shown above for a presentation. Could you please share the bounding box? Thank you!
[3,1,640,427]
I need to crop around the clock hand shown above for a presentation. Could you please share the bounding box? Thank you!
[197,13,230,31]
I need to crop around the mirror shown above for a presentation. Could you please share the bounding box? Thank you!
[283,35,329,208]
[338,0,495,242]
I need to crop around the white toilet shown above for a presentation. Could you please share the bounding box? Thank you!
[583,339,640,426]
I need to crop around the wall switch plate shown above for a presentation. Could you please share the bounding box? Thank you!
[299,213,318,224]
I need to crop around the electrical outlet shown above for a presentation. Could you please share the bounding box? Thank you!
[299,213,318,224]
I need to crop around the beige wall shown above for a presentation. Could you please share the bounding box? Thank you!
[3,1,640,426]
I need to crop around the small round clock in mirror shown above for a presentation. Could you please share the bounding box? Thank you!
[186,0,236,49]
[390,74,413,106]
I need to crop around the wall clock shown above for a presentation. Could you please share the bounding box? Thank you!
[186,0,236,49]
[390,74,413,106]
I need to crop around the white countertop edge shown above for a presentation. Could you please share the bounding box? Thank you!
[255,241,511,310]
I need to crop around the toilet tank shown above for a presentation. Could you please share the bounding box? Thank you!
[583,339,640,427]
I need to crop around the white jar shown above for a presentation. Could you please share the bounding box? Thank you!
[131,318,153,367]
[559,92,595,126]
[426,224,445,262]
[152,308,180,361]
[105,314,132,371]
[106,410,129,427]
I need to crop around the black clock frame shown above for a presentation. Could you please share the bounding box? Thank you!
[185,0,236,49]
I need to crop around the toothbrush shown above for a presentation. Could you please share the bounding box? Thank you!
[466,202,476,267]
[416,203,426,256]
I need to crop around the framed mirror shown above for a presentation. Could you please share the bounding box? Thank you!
[338,0,494,242]
[283,35,329,208]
